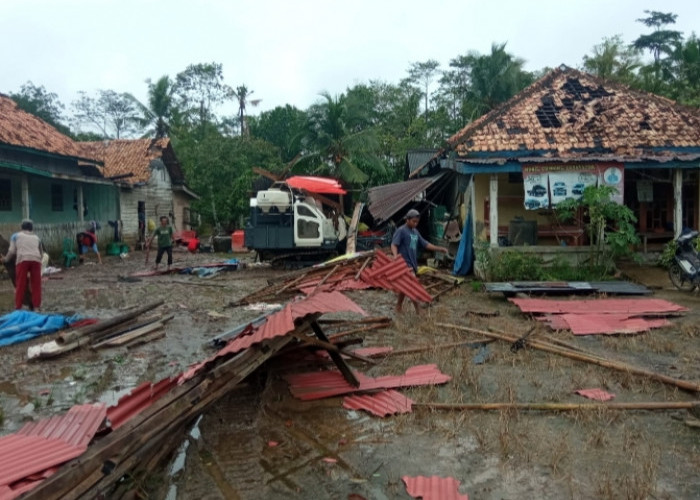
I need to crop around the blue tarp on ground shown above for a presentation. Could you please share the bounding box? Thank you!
[0,311,81,347]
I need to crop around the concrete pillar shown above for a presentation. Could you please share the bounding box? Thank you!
[673,168,682,237]
[489,174,498,246]
[77,185,84,223]
[20,174,29,219]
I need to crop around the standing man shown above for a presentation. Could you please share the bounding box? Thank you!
[2,219,43,310]
[391,209,448,313]
[149,216,174,270]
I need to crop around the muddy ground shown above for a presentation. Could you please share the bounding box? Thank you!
[0,249,699,499]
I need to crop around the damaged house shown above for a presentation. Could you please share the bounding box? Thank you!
[0,94,119,252]
[414,66,700,262]
[79,138,199,246]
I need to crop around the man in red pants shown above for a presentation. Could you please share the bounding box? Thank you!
[2,219,43,310]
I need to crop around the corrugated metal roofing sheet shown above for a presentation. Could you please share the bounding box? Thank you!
[179,292,366,382]
[106,377,178,430]
[367,173,446,223]
[361,251,433,303]
[402,475,469,500]
[509,298,687,315]
[407,149,440,174]
[559,314,671,335]
[285,363,451,401]
[0,403,106,490]
[575,388,615,401]
[343,390,413,417]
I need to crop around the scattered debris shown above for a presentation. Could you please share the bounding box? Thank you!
[575,388,615,401]
[413,401,699,412]
[485,280,651,296]
[0,311,83,347]
[343,390,414,417]
[402,475,469,500]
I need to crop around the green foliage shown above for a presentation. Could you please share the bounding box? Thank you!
[9,81,70,135]
[71,90,142,139]
[249,105,307,162]
[489,250,546,281]
[555,185,639,271]
[657,239,678,268]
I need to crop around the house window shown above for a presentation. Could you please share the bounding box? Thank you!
[0,179,11,211]
[51,184,64,211]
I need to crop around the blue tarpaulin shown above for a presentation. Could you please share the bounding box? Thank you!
[0,311,81,347]
[452,212,474,276]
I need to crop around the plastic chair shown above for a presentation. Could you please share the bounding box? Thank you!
[62,237,78,268]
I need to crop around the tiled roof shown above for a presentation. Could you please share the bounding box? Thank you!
[343,389,414,417]
[448,66,700,162]
[0,94,87,159]
[78,138,181,184]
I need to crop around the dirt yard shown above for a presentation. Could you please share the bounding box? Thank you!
[0,249,699,499]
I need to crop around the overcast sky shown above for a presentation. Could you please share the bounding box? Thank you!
[1,0,698,119]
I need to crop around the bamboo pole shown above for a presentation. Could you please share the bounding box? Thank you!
[439,322,700,393]
[327,321,392,341]
[414,401,700,411]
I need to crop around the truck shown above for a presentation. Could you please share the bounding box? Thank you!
[244,181,347,266]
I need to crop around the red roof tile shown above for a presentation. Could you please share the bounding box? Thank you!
[0,95,88,159]
[179,292,366,382]
[402,475,469,500]
[575,388,615,401]
[0,403,106,490]
[285,364,451,401]
[343,390,414,417]
[509,298,687,315]
[448,66,700,163]
[78,138,178,183]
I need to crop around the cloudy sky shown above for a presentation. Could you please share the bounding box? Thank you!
[1,0,698,118]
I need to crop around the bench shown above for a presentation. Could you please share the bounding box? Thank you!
[639,231,674,254]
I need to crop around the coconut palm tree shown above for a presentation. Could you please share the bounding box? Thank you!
[129,75,175,138]
[232,84,261,136]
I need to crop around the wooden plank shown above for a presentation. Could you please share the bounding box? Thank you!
[345,202,364,255]
[310,321,360,387]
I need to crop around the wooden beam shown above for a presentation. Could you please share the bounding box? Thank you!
[252,167,280,182]
[674,168,683,238]
[310,321,360,387]
[346,202,364,254]
[489,174,498,246]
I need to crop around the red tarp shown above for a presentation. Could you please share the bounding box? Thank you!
[285,176,346,194]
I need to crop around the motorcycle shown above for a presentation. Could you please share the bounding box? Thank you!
[668,230,700,291]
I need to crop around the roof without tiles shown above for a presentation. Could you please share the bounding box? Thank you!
[78,138,185,184]
[0,94,94,161]
[448,66,700,162]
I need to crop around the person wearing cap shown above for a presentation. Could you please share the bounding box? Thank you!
[1,219,43,310]
[391,208,448,313]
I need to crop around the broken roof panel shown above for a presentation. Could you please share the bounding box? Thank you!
[0,403,106,490]
[361,252,433,303]
[285,176,346,194]
[367,172,447,223]
[556,314,671,335]
[343,390,414,417]
[509,297,687,315]
[106,377,178,430]
[179,292,365,382]
[448,66,700,163]
[285,363,451,401]
[402,475,469,500]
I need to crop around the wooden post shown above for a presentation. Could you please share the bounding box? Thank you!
[21,174,29,219]
[77,185,84,223]
[345,202,364,255]
[489,174,498,246]
[310,320,360,387]
[673,168,683,237]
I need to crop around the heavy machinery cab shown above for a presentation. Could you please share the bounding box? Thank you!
[245,183,344,260]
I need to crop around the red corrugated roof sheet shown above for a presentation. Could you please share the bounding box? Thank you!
[343,390,414,417]
[285,364,451,401]
[285,176,346,194]
[557,314,671,335]
[179,292,366,382]
[509,298,687,315]
[0,403,106,494]
[575,388,615,401]
[361,252,433,303]
[402,475,469,500]
[106,377,178,430]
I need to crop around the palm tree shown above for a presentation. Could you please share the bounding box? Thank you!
[300,92,383,185]
[582,35,641,84]
[232,84,261,136]
[130,76,175,138]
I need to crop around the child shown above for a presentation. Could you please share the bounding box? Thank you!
[148,216,174,270]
